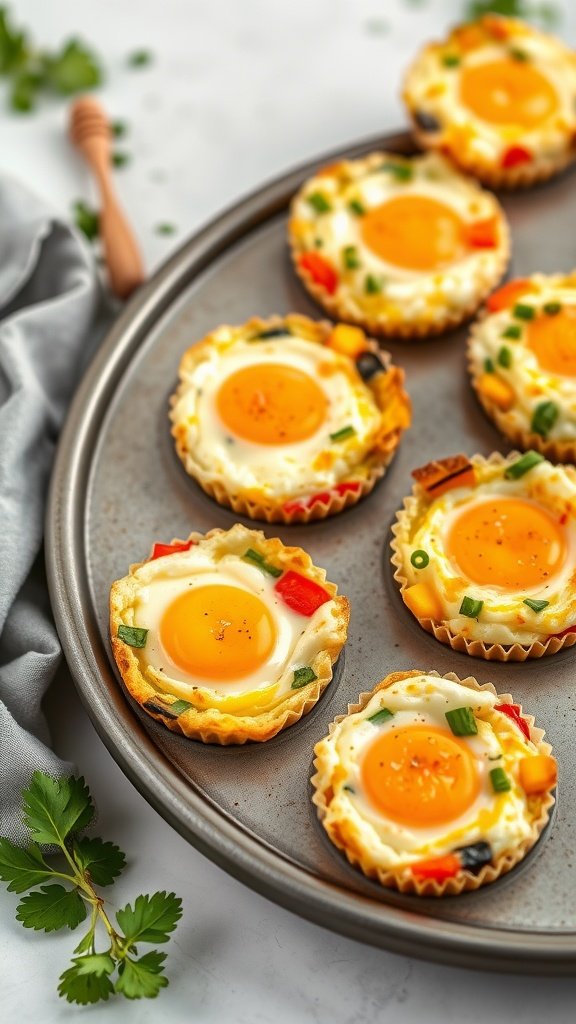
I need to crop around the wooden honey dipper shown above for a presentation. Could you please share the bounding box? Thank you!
[69,96,145,299]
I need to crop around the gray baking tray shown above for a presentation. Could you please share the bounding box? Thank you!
[47,131,576,974]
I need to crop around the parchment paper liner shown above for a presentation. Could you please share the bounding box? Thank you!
[390,451,576,661]
[170,314,411,523]
[289,155,510,340]
[110,524,349,744]
[311,669,555,896]
[468,314,576,464]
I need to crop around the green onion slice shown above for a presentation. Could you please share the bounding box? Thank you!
[513,303,535,321]
[510,47,529,62]
[170,700,193,715]
[379,161,413,181]
[504,450,544,479]
[365,273,383,294]
[490,767,512,793]
[523,598,549,613]
[348,198,366,216]
[410,549,429,569]
[484,357,495,373]
[117,625,148,648]
[531,400,559,438]
[242,548,283,577]
[330,424,356,442]
[497,345,512,368]
[291,666,317,689]
[307,191,332,214]
[543,301,562,316]
[367,707,394,725]
[502,324,522,340]
[343,245,360,269]
[442,53,460,67]
[445,706,478,737]
[459,596,484,619]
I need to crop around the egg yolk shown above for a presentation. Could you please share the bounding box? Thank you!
[459,59,558,129]
[361,724,480,827]
[159,584,276,680]
[527,306,576,376]
[446,497,566,591]
[360,196,465,272]
[216,363,328,445]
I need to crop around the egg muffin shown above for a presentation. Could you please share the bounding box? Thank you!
[170,314,410,522]
[469,273,576,462]
[312,670,556,896]
[391,451,576,660]
[289,152,509,338]
[110,524,349,744]
[403,14,576,188]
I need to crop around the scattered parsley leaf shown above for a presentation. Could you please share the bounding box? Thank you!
[44,38,102,94]
[58,964,115,1005]
[128,49,153,68]
[16,884,87,932]
[112,150,130,168]
[0,7,28,74]
[115,951,168,999]
[116,891,182,945]
[72,953,116,976]
[111,119,128,138]
[155,222,176,235]
[73,836,126,886]
[73,200,100,242]
[10,67,41,112]
[0,838,54,893]
[464,0,560,27]
[23,772,94,846]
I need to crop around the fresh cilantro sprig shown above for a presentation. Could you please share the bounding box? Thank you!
[0,7,103,113]
[0,772,182,1005]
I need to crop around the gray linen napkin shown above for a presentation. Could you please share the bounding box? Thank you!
[0,175,104,844]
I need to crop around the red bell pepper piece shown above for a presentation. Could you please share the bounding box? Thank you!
[486,279,533,313]
[497,703,530,741]
[151,540,195,560]
[283,481,362,515]
[298,252,339,295]
[274,570,331,616]
[334,481,362,498]
[554,625,576,639]
[466,215,499,248]
[501,145,532,169]
[410,853,461,881]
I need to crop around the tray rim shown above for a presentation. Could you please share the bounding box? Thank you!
[46,129,576,974]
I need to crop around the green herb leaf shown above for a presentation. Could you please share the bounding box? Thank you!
[513,302,535,321]
[410,549,429,569]
[543,301,562,315]
[442,53,460,67]
[10,68,41,112]
[365,273,383,294]
[523,598,549,612]
[531,400,559,438]
[459,596,484,619]
[73,837,126,887]
[128,49,153,68]
[115,951,168,1000]
[117,624,148,648]
[343,244,360,270]
[169,699,193,715]
[307,191,332,214]
[502,324,522,340]
[484,357,495,373]
[58,964,115,1005]
[379,161,413,182]
[44,38,102,94]
[445,707,478,737]
[291,666,317,689]
[16,884,87,932]
[330,424,356,442]
[0,838,55,893]
[504,450,544,479]
[510,47,529,61]
[111,119,128,138]
[498,345,512,368]
[242,548,282,577]
[72,953,116,977]
[23,773,94,847]
[155,223,176,235]
[0,8,28,74]
[348,198,365,216]
[116,891,182,945]
[112,151,130,168]
[490,767,512,793]
[73,200,99,242]
[367,707,394,725]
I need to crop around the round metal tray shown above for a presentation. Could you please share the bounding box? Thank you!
[47,130,576,974]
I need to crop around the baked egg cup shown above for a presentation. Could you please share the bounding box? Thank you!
[312,669,556,896]
[391,451,576,661]
[170,313,410,523]
[110,524,349,745]
[403,14,576,189]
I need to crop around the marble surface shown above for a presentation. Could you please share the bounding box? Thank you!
[2,0,576,1019]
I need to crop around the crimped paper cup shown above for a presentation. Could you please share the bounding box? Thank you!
[170,314,410,523]
[390,452,576,661]
[467,320,576,464]
[311,669,555,896]
[110,524,350,744]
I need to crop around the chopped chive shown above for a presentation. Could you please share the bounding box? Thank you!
[368,707,394,725]
[348,198,366,216]
[498,345,512,368]
[504,450,544,479]
[445,706,478,737]
[242,548,282,577]
[252,327,292,340]
[291,666,317,689]
[365,273,383,294]
[484,357,495,373]
[513,303,535,321]
[531,400,559,438]
[510,47,529,62]
[544,301,562,315]
[170,699,193,715]
[143,701,180,719]
[379,161,413,182]
[343,245,361,270]
[307,191,332,214]
[502,324,522,340]
[343,783,356,793]
[460,596,484,619]
[490,767,512,793]
[314,237,324,248]
[410,549,429,569]
[442,53,460,67]
[523,598,550,612]
[330,425,356,442]
[117,625,148,648]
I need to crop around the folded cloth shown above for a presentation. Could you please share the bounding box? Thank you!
[0,175,105,844]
